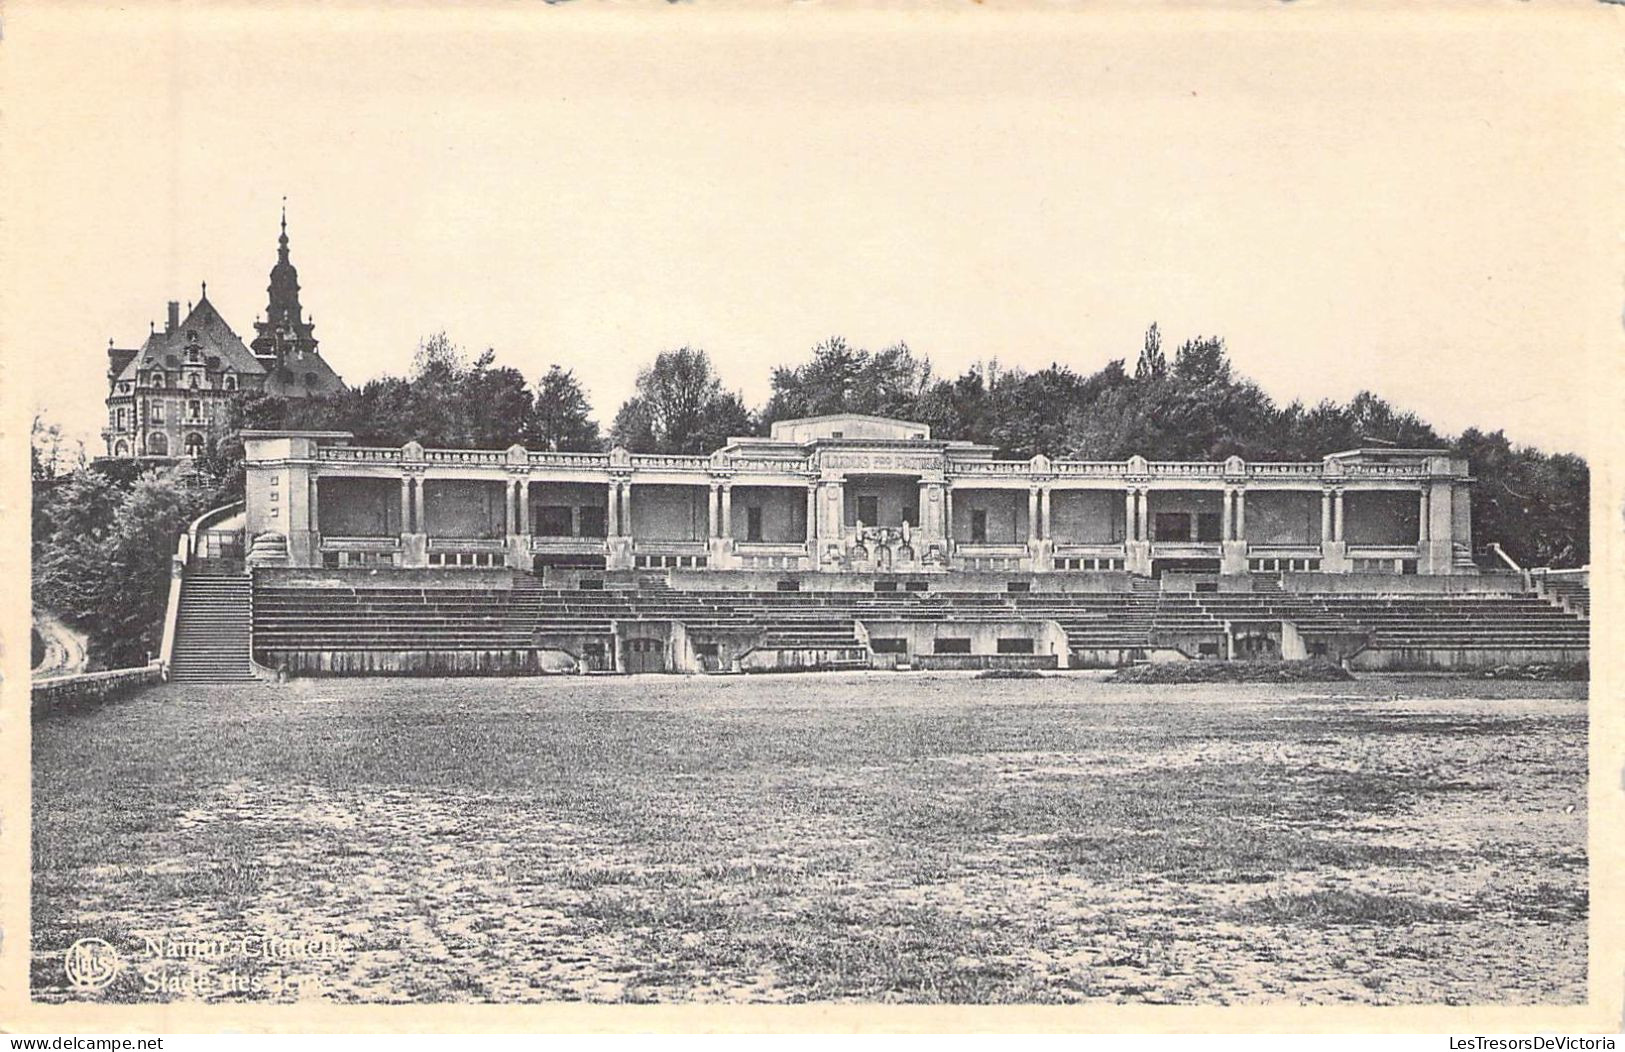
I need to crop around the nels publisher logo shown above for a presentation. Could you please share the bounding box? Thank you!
[64,937,123,990]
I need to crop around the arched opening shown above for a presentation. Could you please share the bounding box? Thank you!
[184,432,205,458]
[113,440,129,457]
[147,432,169,456]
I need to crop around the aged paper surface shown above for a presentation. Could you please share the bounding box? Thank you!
[1,0,1621,1034]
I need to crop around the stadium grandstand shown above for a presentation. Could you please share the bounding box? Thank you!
[160,415,1588,679]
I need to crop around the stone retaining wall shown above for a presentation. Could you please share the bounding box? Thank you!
[32,663,164,713]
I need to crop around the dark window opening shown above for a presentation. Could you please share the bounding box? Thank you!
[870,638,908,654]
[903,502,919,527]
[578,579,604,590]
[971,510,988,544]
[1006,581,1031,593]
[776,579,802,592]
[1197,642,1222,658]
[857,495,879,526]
[1196,512,1222,542]
[873,581,899,593]
[904,580,930,592]
[537,505,572,536]
[1402,560,1419,575]
[578,505,607,537]
[1154,512,1191,541]
[746,506,763,542]
[1195,581,1219,593]
[934,638,972,654]
[997,638,1035,654]
[694,643,720,657]
[1308,642,1329,658]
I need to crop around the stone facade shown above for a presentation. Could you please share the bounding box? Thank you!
[242,413,1477,578]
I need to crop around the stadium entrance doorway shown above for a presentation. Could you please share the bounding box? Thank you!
[622,636,669,673]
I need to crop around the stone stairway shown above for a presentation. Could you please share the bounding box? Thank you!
[169,574,256,682]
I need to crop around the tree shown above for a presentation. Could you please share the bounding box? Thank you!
[1134,323,1167,381]
[762,337,933,426]
[33,464,223,669]
[31,413,83,481]
[1171,336,1230,385]
[527,366,602,451]
[611,347,756,453]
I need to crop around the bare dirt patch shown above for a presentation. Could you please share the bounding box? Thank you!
[32,672,1586,1004]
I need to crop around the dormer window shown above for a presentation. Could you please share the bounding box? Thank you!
[151,371,165,388]
[188,373,200,389]
[224,374,238,391]
[186,346,201,364]
[831,431,844,439]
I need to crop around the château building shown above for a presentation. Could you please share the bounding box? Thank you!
[102,211,343,459]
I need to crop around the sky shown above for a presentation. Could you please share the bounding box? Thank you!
[3,3,1617,461]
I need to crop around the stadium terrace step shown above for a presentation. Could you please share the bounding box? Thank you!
[250,574,1590,672]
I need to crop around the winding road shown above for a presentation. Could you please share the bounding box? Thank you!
[32,610,88,678]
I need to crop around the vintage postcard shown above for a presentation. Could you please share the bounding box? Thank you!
[2,0,1620,1036]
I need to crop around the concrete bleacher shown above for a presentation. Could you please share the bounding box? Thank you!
[251,569,1590,674]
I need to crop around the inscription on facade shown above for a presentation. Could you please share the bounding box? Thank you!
[820,452,942,472]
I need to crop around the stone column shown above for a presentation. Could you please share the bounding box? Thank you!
[1333,489,1345,542]
[1321,490,1333,543]
[413,477,427,536]
[1424,480,1455,574]
[1125,489,1137,543]
[400,474,428,568]
[1137,490,1150,542]
[519,481,530,535]
[807,485,818,543]
[943,485,954,544]
[1221,486,1250,576]
[309,476,321,537]
[1418,489,1430,542]
[504,479,517,535]
[621,482,632,538]
[1040,486,1052,541]
[720,484,733,541]
[1028,488,1041,542]
[708,482,720,538]
[607,482,620,537]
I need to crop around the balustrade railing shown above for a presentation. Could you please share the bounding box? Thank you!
[629,454,710,471]
[317,447,402,463]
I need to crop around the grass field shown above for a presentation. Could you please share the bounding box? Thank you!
[32,672,1587,1005]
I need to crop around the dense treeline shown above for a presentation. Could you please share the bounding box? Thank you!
[32,325,1588,668]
